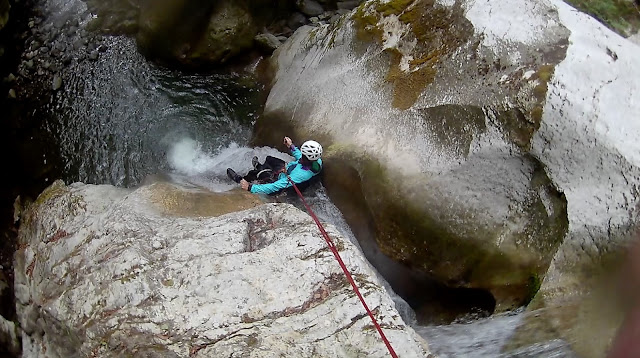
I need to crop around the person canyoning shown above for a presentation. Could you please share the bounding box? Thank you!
[227,136,323,195]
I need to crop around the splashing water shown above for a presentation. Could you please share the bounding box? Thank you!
[166,138,295,192]
[40,31,261,187]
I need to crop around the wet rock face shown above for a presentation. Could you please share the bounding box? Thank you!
[258,0,573,310]
[83,0,366,67]
[15,180,430,357]
[259,0,640,313]
[135,1,256,66]
[504,2,640,356]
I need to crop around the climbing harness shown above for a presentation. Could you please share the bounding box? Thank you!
[286,177,399,358]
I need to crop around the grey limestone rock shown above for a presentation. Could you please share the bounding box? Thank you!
[15,180,431,357]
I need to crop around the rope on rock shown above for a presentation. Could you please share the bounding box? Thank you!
[287,177,399,358]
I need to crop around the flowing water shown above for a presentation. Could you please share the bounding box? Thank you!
[44,39,259,187]
[6,0,578,356]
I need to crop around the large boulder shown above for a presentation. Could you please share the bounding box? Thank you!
[256,0,569,310]
[85,0,297,67]
[136,0,256,66]
[254,0,640,312]
[502,2,640,357]
[14,180,430,357]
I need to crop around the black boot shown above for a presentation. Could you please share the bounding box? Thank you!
[226,168,242,183]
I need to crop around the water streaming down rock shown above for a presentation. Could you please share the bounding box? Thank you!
[416,308,578,358]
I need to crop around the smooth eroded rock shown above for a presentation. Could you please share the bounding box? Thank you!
[15,180,430,357]
[256,0,574,310]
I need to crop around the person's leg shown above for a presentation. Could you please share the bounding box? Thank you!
[226,168,242,183]
[263,156,286,172]
[228,156,285,184]
[243,169,261,182]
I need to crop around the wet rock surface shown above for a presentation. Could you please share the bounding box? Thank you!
[258,0,573,311]
[256,0,640,322]
[83,0,366,67]
[257,0,640,354]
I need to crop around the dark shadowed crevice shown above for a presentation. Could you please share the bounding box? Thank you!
[322,156,498,325]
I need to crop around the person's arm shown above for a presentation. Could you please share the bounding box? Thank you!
[248,174,292,195]
[284,136,302,160]
[245,164,316,194]
[290,145,302,161]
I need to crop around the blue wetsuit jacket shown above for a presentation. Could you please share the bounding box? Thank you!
[249,145,322,195]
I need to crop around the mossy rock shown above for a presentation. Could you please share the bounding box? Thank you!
[180,1,257,66]
[352,0,474,109]
[344,152,566,310]
[146,182,265,217]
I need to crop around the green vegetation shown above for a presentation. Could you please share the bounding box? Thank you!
[525,273,542,304]
[564,0,640,35]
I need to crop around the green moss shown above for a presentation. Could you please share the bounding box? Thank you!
[352,3,384,42]
[530,105,544,125]
[386,51,437,109]
[496,108,538,150]
[563,0,640,36]
[525,273,542,304]
[524,63,557,130]
[353,0,473,109]
[536,64,554,82]
[532,64,554,102]
[377,0,415,16]
[308,27,319,43]
[32,180,67,207]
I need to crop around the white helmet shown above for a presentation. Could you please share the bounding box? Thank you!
[300,140,323,161]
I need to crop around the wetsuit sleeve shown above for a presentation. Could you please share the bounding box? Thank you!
[249,174,291,195]
[249,164,315,195]
[290,145,302,161]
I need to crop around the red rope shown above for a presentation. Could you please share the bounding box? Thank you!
[287,177,399,358]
